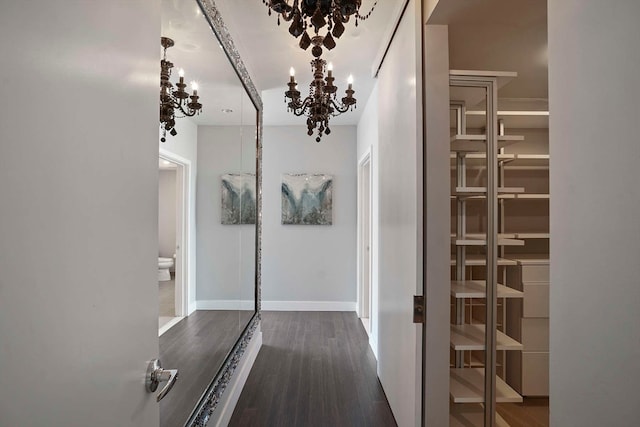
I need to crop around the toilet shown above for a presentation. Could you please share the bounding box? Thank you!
[158,256,174,282]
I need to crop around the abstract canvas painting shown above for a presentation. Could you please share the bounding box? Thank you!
[221,173,256,225]
[281,174,333,225]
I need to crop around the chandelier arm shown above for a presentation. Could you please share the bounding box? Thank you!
[287,98,305,111]
[174,101,189,115]
[171,97,198,117]
[329,99,350,114]
[290,97,314,116]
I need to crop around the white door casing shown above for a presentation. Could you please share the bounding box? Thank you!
[0,1,161,426]
[159,148,192,319]
[358,152,373,323]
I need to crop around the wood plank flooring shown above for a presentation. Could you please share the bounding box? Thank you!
[497,398,549,427]
[229,311,397,427]
[159,310,254,427]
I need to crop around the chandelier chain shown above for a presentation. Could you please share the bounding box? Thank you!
[356,0,377,20]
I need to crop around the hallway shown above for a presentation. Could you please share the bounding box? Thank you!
[230,312,396,427]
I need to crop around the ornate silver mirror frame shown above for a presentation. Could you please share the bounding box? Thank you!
[186,1,262,425]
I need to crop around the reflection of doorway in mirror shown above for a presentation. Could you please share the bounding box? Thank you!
[358,152,373,335]
[158,152,190,336]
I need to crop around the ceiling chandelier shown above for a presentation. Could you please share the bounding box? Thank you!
[285,58,356,142]
[160,37,202,142]
[262,0,377,57]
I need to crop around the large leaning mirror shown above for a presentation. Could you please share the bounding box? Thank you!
[157,0,261,426]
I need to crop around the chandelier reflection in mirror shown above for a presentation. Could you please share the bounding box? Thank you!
[262,0,377,58]
[160,37,202,143]
[285,58,356,142]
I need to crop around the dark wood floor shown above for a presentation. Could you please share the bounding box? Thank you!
[229,311,397,427]
[497,398,549,427]
[159,310,254,427]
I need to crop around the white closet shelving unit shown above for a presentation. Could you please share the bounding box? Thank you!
[449,71,528,426]
[495,100,550,398]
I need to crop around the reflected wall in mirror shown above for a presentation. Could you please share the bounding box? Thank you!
[157,0,261,426]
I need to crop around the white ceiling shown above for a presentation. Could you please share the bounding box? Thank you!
[161,0,256,126]
[161,0,548,127]
[429,0,548,100]
[215,0,404,126]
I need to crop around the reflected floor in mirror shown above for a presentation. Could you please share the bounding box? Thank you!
[230,312,396,427]
[159,310,254,427]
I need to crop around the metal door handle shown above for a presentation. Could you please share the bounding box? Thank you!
[146,359,179,402]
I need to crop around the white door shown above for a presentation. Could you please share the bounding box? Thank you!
[0,1,161,426]
[375,0,423,425]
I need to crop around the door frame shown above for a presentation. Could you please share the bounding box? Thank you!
[357,150,373,330]
[159,148,191,321]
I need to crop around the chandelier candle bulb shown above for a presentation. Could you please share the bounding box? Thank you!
[327,62,333,77]
[347,74,353,90]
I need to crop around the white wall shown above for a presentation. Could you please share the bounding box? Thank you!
[376,0,423,425]
[262,125,357,310]
[158,169,177,259]
[0,1,160,426]
[357,83,380,356]
[196,126,256,306]
[160,117,198,313]
[549,1,640,425]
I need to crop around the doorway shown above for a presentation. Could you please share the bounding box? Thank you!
[358,152,373,335]
[158,150,191,335]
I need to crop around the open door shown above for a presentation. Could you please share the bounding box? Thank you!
[374,0,424,425]
[0,2,161,426]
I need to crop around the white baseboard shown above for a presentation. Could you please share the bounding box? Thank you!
[208,325,262,427]
[158,317,183,337]
[196,300,255,310]
[187,301,197,315]
[262,300,357,311]
[369,336,379,361]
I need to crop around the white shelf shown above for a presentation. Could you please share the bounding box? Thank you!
[451,255,518,266]
[504,153,550,168]
[450,324,523,351]
[506,254,550,266]
[514,232,550,239]
[450,368,523,403]
[450,153,516,160]
[452,237,524,247]
[450,233,517,239]
[465,110,550,129]
[453,186,525,198]
[450,70,518,111]
[451,280,523,299]
[450,152,515,167]
[450,70,517,89]
[512,193,549,200]
[451,134,525,152]
[451,194,517,200]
